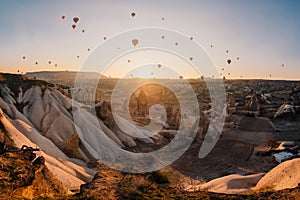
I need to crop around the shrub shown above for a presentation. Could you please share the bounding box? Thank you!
[151,171,169,184]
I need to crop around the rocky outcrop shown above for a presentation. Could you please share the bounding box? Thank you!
[254,158,300,191]
[0,129,69,199]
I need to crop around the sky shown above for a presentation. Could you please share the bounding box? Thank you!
[0,0,299,80]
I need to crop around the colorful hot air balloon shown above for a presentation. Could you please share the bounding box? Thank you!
[72,24,76,29]
[132,39,139,46]
[131,12,136,17]
[73,17,79,23]
[227,59,231,64]
[61,16,65,20]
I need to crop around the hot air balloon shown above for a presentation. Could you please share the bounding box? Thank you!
[282,64,285,67]
[228,73,231,75]
[158,64,161,68]
[128,59,131,63]
[77,56,80,59]
[103,36,107,40]
[175,42,178,46]
[221,68,224,71]
[151,72,154,76]
[162,17,165,21]
[161,36,165,39]
[48,61,51,65]
[237,57,240,60]
[227,59,231,64]
[61,16,65,20]
[132,39,139,46]
[17,70,20,73]
[189,57,193,61]
[73,17,79,23]
[190,37,193,40]
[131,12,136,17]
[72,24,76,29]
[35,62,38,65]
[82,29,85,33]
[55,64,58,67]
[226,50,229,53]
[210,44,213,48]
[22,56,26,60]
[88,48,90,51]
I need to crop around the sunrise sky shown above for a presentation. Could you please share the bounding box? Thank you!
[0,0,299,79]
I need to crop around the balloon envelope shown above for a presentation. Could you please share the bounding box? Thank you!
[227,59,231,64]
[132,39,139,46]
[72,24,76,29]
[73,17,79,23]
[131,12,136,17]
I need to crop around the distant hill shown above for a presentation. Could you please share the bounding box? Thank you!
[25,71,107,81]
